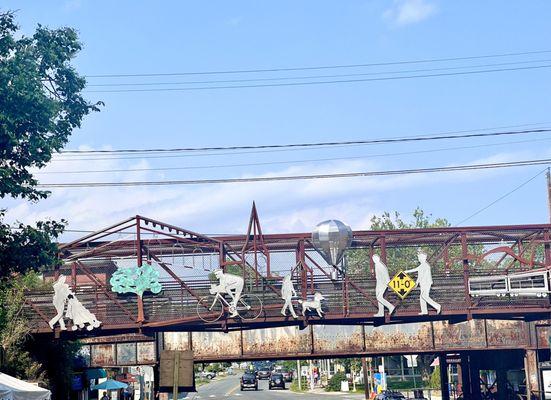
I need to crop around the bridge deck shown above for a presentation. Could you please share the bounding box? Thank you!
[24,215,551,335]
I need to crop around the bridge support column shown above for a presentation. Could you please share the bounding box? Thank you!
[460,352,482,400]
[496,368,508,400]
[524,349,540,398]
[439,354,450,400]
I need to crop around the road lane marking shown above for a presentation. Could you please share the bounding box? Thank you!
[225,382,241,396]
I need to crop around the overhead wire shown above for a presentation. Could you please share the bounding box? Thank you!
[454,168,548,226]
[84,64,551,93]
[85,58,551,87]
[52,128,551,161]
[36,158,551,188]
[58,123,550,155]
[84,49,551,78]
[35,136,551,175]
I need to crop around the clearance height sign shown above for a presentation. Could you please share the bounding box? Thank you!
[388,271,416,299]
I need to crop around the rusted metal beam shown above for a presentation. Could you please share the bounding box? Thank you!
[75,261,137,322]
[145,248,201,301]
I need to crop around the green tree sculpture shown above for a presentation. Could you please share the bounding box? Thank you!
[110,262,163,298]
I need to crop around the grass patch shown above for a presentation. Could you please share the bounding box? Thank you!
[290,378,308,392]
[195,378,211,387]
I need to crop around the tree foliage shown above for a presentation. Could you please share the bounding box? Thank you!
[0,10,99,396]
[348,208,451,275]
[0,211,65,278]
[0,273,48,381]
[0,10,102,200]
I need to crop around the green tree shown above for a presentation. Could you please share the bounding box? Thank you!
[0,273,47,381]
[348,208,451,276]
[0,10,100,396]
[0,11,102,201]
[429,365,441,389]
[0,10,101,279]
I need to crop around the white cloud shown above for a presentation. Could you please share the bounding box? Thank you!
[383,0,436,27]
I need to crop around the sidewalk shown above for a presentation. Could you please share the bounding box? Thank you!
[301,387,444,399]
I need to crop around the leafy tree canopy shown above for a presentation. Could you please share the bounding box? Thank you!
[0,11,99,392]
[0,10,102,200]
[348,208,451,275]
[0,10,101,279]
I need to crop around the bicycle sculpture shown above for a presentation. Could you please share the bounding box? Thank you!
[196,269,263,322]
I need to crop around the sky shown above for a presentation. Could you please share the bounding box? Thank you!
[3,0,551,239]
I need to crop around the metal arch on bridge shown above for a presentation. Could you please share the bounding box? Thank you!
[24,203,551,336]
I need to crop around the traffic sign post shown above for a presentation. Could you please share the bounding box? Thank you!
[388,271,416,299]
[160,350,195,399]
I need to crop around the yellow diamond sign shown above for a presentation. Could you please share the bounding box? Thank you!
[389,271,416,299]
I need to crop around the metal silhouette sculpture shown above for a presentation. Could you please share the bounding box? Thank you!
[49,275,72,330]
[405,250,442,315]
[312,219,353,277]
[49,275,101,331]
[280,274,298,318]
[66,293,102,331]
[372,254,396,317]
[298,292,325,317]
[110,262,163,298]
[210,269,244,317]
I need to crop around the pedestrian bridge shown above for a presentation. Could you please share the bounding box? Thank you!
[23,208,551,337]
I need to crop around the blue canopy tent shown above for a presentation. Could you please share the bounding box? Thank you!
[93,379,128,395]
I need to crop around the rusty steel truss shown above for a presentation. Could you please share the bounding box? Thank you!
[23,204,551,336]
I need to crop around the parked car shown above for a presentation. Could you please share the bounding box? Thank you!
[280,369,293,382]
[256,367,271,380]
[198,371,216,379]
[240,372,258,391]
[375,390,406,399]
[268,373,286,390]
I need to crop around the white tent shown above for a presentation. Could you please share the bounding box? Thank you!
[0,373,51,400]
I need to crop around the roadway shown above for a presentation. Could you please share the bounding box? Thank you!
[180,375,363,399]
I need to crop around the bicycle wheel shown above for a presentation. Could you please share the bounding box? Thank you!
[237,294,263,321]
[196,295,224,322]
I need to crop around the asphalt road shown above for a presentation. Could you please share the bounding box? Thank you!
[180,375,362,400]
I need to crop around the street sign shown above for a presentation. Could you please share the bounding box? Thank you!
[389,271,416,299]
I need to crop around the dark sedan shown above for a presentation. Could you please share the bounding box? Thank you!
[269,373,286,390]
[375,390,406,399]
[240,373,258,391]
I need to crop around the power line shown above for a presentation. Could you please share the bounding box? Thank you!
[36,158,551,188]
[36,137,551,175]
[454,168,547,226]
[54,128,551,160]
[84,64,551,93]
[84,49,551,78]
[85,59,551,87]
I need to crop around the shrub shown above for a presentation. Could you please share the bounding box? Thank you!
[325,372,347,392]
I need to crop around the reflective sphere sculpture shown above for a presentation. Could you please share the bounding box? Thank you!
[312,220,353,266]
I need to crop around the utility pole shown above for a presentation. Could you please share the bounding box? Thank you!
[362,357,370,399]
[297,360,302,391]
[547,167,551,223]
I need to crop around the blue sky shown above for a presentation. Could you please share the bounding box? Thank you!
[3,0,551,238]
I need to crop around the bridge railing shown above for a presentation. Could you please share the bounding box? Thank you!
[25,219,551,334]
